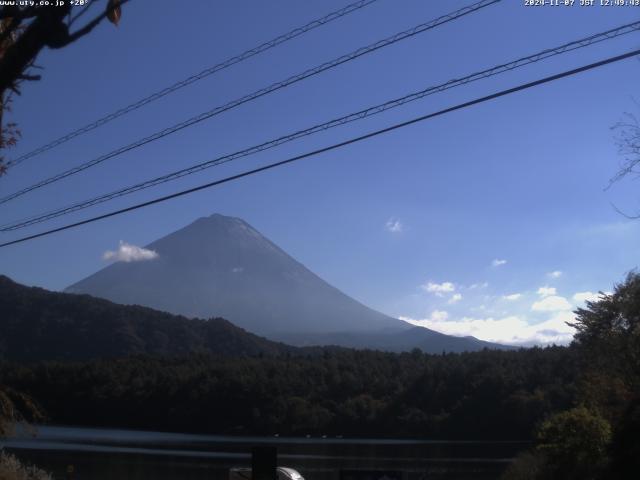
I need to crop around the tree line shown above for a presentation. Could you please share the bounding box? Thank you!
[1,273,640,479]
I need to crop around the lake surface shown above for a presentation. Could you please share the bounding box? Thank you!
[1,426,526,480]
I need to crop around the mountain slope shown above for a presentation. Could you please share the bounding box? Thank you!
[0,275,293,362]
[1,275,512,358]
[63,213,511,352]
[65,214,406,338]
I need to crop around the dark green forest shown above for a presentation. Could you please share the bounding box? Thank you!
[1,273,640,479]
[0,347,575,439]
[0,275,298,361]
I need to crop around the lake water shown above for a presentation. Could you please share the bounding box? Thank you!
[1,426,526,480]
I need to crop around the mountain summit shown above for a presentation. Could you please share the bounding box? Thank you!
[66,214,405,338]
[66,214,511,352]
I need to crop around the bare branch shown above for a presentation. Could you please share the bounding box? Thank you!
[610,201,640,220]
[69,0,101,27]
[0,1,129,95]
[18,73,41,81]
[0,5,72,94]
[61,0,129,47]
[608,108,640,189]
[0,0,129,177]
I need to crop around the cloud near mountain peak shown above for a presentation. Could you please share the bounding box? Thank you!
[103,241,159,263]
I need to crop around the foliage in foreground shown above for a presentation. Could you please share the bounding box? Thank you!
[0,452,51,480]
[533,407,611,479]
[502,272,640,480]
[0,388,41,437]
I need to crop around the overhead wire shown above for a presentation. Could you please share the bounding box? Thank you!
[2,46,639,248]
[4,0,381,168]
[2,20,639,232]
[0,0,501,205]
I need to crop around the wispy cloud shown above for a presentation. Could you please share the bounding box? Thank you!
[403,310,449,326]
[492,259,507,267]
[103,241,158,263]
[401,311,575,345]
[401,263,614,346]
[448,293,463,304]
[422,281,455,296]
[537,286,556,297]
[385,218,403,233]
[503,293,522,301]
[429,310,449,321]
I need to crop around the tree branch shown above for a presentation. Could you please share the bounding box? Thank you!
[60,0,129,47]
[0,1,129,95]
[0,17,23,46]
[68,0,101,27]
[0,6,39,20]
[610,201,640,220]
[0,5,71,94]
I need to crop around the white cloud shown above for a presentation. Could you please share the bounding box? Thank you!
[503,293,522,301]
[385,218,403,233]
[548,270,563,278]
[232,267,244,273]
[572,291,598,303]
[492,259,507,267]
[430,310,449,321]
[572,291,612,304]
[103,241,158,263]
[448,293,462,304]
[403,310,449,326]
[531,295,572,312]
[469,282,489,289]
[400,311,576,345]
[537,286,556,297]
[422,281,455,296]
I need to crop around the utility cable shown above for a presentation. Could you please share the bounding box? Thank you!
[1,46,638,248]
[0,0,501,204]
[2,20,638,232]
[4,0,381,168]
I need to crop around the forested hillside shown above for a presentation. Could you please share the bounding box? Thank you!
[2,273,640,479]
[0,275,294,361]
[0,347,574,439]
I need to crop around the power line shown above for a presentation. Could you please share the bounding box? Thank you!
[1,46,638,249]
[0,0,501,205]
[4,0,381,169]
[3,20,639,232]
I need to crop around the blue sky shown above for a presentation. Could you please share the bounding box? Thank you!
[1,0,639,345]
